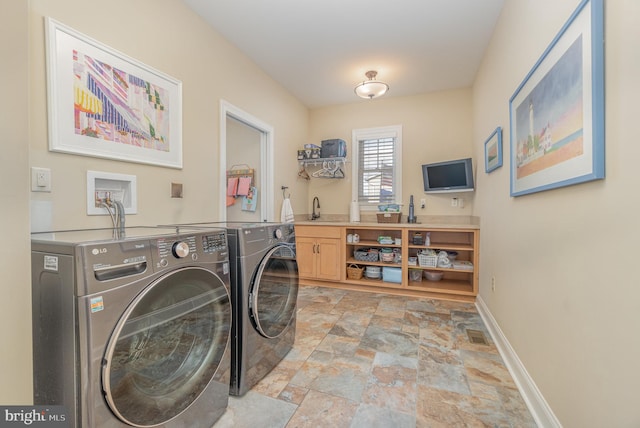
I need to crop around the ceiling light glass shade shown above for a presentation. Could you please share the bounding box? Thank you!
[354,70,389,99]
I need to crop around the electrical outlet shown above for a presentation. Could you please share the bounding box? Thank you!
[420,198,426,209]
[491,277,496,291]
[451,197,458,207]
[31,167,51,192]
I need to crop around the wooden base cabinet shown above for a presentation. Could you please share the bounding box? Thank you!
[295,226,342,281]
[295,223,479,302]
[343,225,479,302]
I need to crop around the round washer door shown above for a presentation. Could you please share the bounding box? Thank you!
[103,267,231,427]
[250,244,298,339]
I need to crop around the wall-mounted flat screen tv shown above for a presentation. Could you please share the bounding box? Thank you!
[422,157,475,193]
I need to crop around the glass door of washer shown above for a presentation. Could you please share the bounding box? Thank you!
[250,244,299,339]
[103,267,231,427]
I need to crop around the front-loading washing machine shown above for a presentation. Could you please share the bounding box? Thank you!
[176,222,298,396]
[31,226,232,428]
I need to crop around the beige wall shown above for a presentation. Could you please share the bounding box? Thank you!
[473,0,640,426]
[308,89,475,218]
[0,0,31,404]
[9,0,309,403]
[28,0,309,230]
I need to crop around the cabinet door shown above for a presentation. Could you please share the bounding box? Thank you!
[316,238,341,281]
[296,237,317,278]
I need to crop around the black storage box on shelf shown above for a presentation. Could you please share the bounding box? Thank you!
[320,139,347,158]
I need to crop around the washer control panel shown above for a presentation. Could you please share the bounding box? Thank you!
[172,241,191,258]
[158,235,197,260]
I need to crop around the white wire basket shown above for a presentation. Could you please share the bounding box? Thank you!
[418,253,438,268]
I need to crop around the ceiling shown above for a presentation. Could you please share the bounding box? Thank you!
[182,0,504,109]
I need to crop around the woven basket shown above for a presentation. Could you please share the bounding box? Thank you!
[347,264,364,280]
[377,212,401,223]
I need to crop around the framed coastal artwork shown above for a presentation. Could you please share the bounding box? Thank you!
[484,127,503,173]
[45,18,183,168]
[509,0,604,196]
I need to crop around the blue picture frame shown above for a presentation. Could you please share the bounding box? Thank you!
[508,0,604,196]
[484,127,503,173]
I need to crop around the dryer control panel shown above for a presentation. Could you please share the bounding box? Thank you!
[202,232,228,253]
[154,232,228,269]
[267,224,295,244]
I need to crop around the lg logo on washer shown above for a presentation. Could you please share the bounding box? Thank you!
[91,247,108,255]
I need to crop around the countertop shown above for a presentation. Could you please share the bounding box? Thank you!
[295,216,480,230]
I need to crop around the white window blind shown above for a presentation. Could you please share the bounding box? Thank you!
[352,125,402,208]
[358,137,396,204]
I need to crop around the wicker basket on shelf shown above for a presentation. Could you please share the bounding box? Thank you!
[347,264,364,280]
[376,212,401,223]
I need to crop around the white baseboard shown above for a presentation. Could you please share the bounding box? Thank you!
[475,296,562,428]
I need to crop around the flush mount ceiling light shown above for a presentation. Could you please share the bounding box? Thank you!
[354,70,389,100]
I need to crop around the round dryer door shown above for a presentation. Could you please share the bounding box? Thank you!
[250,244,299,339]
[102,267,231,427]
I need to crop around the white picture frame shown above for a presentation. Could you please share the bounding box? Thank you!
[45,18,183,168]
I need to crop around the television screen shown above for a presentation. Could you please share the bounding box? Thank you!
[422,158,474,193]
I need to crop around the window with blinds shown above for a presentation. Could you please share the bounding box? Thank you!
[358,137,396,204]
[351,125,402,208]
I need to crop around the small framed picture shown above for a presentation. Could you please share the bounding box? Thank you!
[484,127,503,173]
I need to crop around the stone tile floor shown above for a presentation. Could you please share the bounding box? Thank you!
[214,285,537,427]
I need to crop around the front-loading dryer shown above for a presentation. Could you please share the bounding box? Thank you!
[175,222,298,396]
[31,226,232,428]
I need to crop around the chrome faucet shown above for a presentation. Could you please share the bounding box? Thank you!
[312,197,321,220]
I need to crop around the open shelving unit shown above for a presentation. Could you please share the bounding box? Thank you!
[343,225,479,302]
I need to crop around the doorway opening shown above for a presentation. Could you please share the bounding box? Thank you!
[220,100,274,222]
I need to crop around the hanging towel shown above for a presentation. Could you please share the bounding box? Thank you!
[236,176,252,196]
[280,197,294,223]
[227,177,239,197]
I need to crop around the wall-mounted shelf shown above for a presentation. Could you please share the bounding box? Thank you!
[298,156,346,166]
[298,157,346,179]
